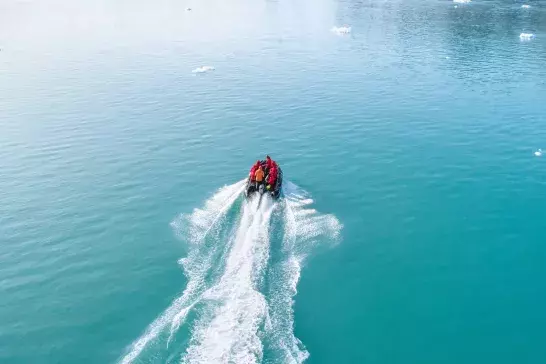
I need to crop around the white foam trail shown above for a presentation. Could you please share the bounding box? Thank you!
[119,181,245,364]
[263,181,342,363]
[192,66,215,74]
[331,26,351,35]
[183,196,275,364]
[520,33,535,40]
[120,180,342,364]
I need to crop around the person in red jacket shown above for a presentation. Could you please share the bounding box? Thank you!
[265,155,274,172]
[267,166,278,189]
[249,160,260,181]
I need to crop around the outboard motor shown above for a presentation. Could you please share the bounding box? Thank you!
[258,184,265,195]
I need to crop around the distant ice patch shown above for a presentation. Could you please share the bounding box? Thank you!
[192,66,215,74]
[453,0,471,3]
[519,33,535,40]
[521,4,530,9]
[331,26,351,35]
[535,149,542,157]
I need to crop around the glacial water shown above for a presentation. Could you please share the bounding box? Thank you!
[1,0,546,363]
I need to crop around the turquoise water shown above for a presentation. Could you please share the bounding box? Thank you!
[2,0,546,362]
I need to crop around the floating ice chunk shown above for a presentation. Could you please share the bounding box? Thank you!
[521,4,530,9]
[454,5,458,8]
[331,26,351,35]
[453,0,471,3]
[192,66,215,73]
[520,32,535,40]
[535,149,542,157]
[186,7,192,11]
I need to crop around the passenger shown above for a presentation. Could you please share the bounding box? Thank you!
[249,160,260,181]
[250,161,261,181]
[255,165,265,188]
[267,169,277,187]
[266,155,274,171]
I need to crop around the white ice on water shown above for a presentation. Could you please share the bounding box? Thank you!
[192,66,215,74]
[535,149,542,157]
[331,26,351,35]
[521,4,531,9]
[453,0,471,4]
[520,33,535,40]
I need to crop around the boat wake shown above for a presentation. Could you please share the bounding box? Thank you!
[119,180,341,364]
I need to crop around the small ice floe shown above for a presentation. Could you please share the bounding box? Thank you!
[519,32,535,40]
[454,5,458,8]
[453,0,471,4]
[192,66,215,74]
[535,149,542,157]
[186,7,192,11]
[331,26,351,35]
[521,4,531,9]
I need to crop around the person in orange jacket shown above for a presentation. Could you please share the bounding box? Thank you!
[254,165,265,188]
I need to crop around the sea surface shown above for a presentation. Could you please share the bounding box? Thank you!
[1,0,546,363]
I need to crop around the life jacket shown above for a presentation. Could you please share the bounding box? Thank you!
[255,168,265,182]
[249,163,259,180]
[268,168,277,185]
[266,158,274,170]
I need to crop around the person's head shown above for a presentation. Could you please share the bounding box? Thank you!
[266,155,271,160]
[256,160,260,165]
[258,165,262,170]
